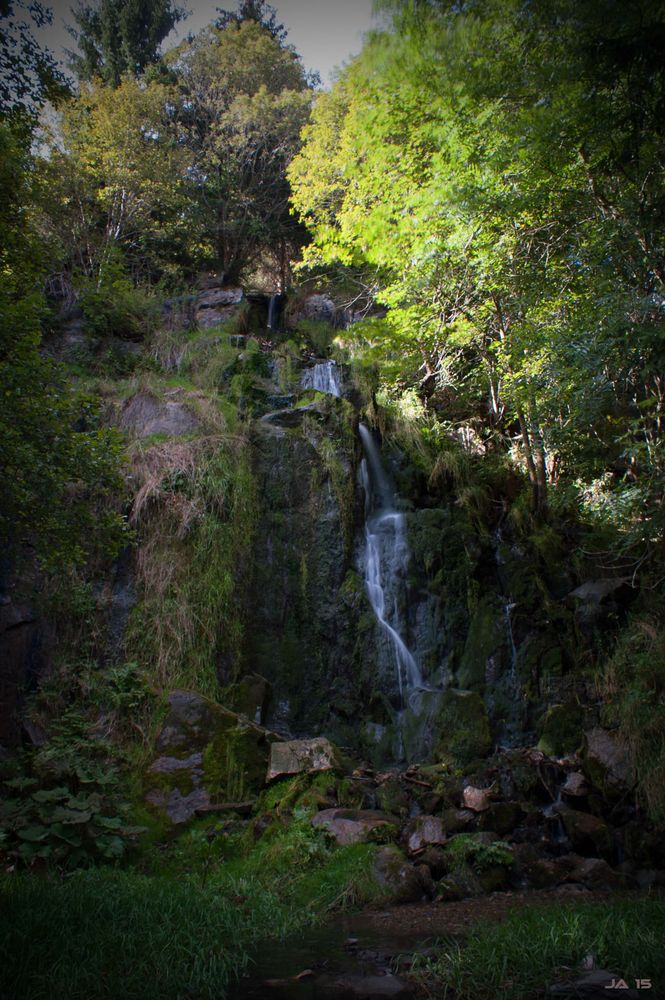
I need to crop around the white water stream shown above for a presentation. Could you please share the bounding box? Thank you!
[301,361,342,397]
[358,423,425,704]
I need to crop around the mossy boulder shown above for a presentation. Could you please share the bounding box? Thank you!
[537,703,585,757]
[582,727,636,800]
[457,597,506,690]
[145,690,279,824]
[224,673,272,724]
[372,845,427,904]
[434,689,492,765]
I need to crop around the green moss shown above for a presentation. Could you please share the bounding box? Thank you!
[435,689,492,765]
[457,597,505,690]
[537,703,585,757]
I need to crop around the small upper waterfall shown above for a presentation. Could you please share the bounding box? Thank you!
[358,423,425,703]
[301,360,342,397]
[267,293,281,331]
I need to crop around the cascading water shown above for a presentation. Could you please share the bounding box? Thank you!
[267,293,281,331]
[301,360,342,397]
[358,423,425,706]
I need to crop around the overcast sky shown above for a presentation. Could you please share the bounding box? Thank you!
[39,0,377,86]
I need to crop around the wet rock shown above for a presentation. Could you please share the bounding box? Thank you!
[373,846,426,904]
[146,690,278,825]
[375,776,411,818]
[118,391,199,437]
[260,401,326,428]
[437,868,484,901]
[312,809,398,846]
[405,815,447,855]
[478,801,523,835]
[561,771,589,797]
[565,857,626,890]
[510,844,565,889]
[267,737,341,782]
[537,703,585,757]
[555,805,613,858]
[441,807,476,833]
[225,672,272,724]
[435,689,492,764]
[582,728,635,799]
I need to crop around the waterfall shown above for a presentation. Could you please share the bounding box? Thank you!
[358,423,425,702]
[267,293,281,331]
[301,360,342,397]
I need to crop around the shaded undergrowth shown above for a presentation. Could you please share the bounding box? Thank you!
[418,896,665,1000]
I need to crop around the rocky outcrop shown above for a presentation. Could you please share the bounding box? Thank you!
[267,737,341,782]
[311,808,398,846]
[145,690,280,825]
[118,391,200,438]
[582,728,635,798]
[0,598,51,747]
[195,283,243,329]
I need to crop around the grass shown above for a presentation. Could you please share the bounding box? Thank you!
[418,896,665,1000]
[0,817,379,1000]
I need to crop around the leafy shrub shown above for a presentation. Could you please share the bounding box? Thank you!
[77,256,159,341]
[443,834,513,873]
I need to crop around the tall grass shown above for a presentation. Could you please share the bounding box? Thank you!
[0,831,378,1000]
[420,897,665,1000]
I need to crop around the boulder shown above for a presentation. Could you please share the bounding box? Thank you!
[372,845,426,904]
[565,857,626,890]
[146,690,279,825]
[118,392,199,438]
[375,776,411,818]
[478,801,524,835]
[405,815,447,855]
[556,805,614,858]
[225,673,272,724]
[582,728,635,798]
[561,771,590,797]
[300,293,336,323]
[462,784,495,812]
[441,807,476,833]
[311,808,398,846]
[267,737,341,782]
[537,703,585,757]
[195,285,244,329]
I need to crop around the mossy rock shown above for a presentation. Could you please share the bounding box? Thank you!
[223,673,272,724]
[434,689,492,765]
[145,690,279,825]
[457,597,506,691]
[536,703,584,757]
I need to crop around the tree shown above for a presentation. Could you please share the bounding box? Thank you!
[215,0,287,44]
[167,17,313,281]
[40,75,192,283]
[291,0,665,523]
[0,0,68,113]
[67,0,187,87]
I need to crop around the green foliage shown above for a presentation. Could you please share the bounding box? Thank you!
[128,434,257,693]
[443,834,513,874]
[291,0,665,533]
[600,609,665,824]
[68,0,187,87]
[77,256,160,340]
[420,896,665,1000]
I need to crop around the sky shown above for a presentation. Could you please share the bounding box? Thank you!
[38,0,377,86]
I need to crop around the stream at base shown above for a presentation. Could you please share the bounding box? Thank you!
[228,911,441,998]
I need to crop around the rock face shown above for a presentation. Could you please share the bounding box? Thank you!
[245,394,366,744]
[118,392,199,438]
[311,808,397,846]
[145,690,279,824]
[0,598,51,747]
[582,728,635,798]
[435,690,492,764]
[195,284,243,329]
[267,737,341,782]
